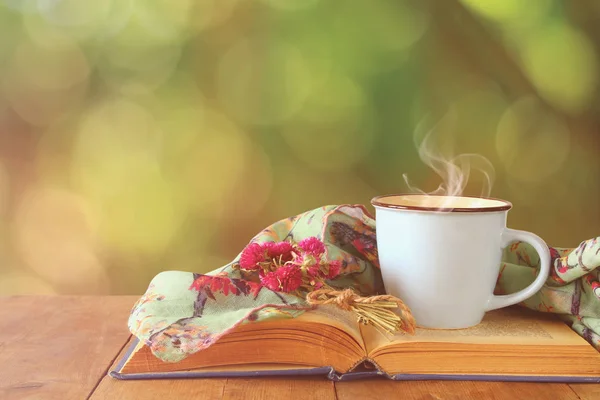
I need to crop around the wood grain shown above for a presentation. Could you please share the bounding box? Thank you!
[93,377,334,400]
[91,337,227,400]
[222,378,335,400]
[92,377,228,400]
[570,383,600,400]
[0,295,136,400]
[335,379,581,400]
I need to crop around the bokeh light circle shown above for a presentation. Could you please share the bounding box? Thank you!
[261,0,319,11]
[217,36,313,125]
[521,23,598,113]
[496,97,571,183]
[223,143,274,220]
[187,0,239,32]
[37,0,112,30]
[4,38,89,126]
[460,0,551,27]
[95,18,183,94]
[13,186,109,293]
[72,98,185,255]
[11,36,89,91]
[166,109,251,217]
[282,73,374,171]
[331,0,428,75]
[131,0,192,41]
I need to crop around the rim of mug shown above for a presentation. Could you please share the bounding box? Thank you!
[370,194,513,213]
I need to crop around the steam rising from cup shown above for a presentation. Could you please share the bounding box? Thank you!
[403,114,496,209]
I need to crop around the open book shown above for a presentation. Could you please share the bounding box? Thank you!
[111,306,600,382]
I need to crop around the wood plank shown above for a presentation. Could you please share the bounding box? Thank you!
[335,379,580,400]
[91,338,335,400]
[92,377,227,400]
[570,384,600,400]
[90,341,227,400]
[222,378,335,400]
[92,376,334,400]
[0,296,137,400]
[90,377,335,400]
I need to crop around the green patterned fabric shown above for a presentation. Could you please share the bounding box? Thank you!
[129,205,600,362]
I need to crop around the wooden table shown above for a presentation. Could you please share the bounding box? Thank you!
[1,296,598,400]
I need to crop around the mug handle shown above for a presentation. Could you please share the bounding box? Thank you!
[485,228,551,311]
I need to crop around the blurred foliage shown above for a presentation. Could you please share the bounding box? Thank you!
[0,0,598,295]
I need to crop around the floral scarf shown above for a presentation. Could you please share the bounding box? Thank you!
[129,204,600,362]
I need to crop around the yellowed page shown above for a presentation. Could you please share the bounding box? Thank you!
[291,304,364,350]
[364,306,588,356]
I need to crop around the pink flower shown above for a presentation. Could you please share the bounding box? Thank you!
[326,260,342,279]
[295,253,319,277]
[240,237,336,293]
[263,241,294,263]
[259,271,280,291]
[306,263,321,278]
[239,242,265,270]
[275,265,303,292]
[298,237,325,257]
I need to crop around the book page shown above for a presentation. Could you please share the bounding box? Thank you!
[292,304,364,349]
[363,307,588,355]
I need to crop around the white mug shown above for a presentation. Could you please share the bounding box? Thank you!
[371,194,550,329]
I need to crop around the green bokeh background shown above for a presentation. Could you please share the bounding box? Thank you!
[0,0,598,295]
